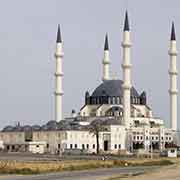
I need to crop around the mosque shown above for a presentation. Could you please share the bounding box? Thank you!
[0,12,178,154]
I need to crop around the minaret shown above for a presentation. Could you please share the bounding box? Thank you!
[169,22,178,131]
[102,34,110,81]
[54,25,64,122]
[121,11,132,127]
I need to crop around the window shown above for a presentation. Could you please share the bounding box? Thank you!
[93,144,95,149]
[75,144,77,149]
[82,144,85,149]
[113,97,116,104]
[119,144,121,149]
[86,144,89,149]
[114,144,117,149]
[110,97,113,104]
[108,97,111,104]
[166,137,168,140]
[137,136,139,140]
[171,149,175,153]
[58,144,61,149]
[161,137,163,140]
[134,136,136,140]
[58,133,61,138]
[47,144,49,149]
[156,137,158,140]
[117,97,120,104]
[140,136,143,140]
[146,136,148,140]
[70,144,73,149]
[36,145,39,148]
[169,137,171,140]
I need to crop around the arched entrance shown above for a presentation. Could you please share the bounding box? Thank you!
[133,142,144,150]
[104,140,108,151]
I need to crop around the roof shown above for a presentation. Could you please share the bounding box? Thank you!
[91,80,139,97]
[1,117,121,132]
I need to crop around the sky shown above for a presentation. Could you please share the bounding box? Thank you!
[0,0,179,129]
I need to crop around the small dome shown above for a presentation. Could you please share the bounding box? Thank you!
[2,126,14,132]
[45,121,58,130]
[92,80,139,97]
[140,91,146,97]
[85,91,90,97]
[22,125,32,131]
[32,125,41,131]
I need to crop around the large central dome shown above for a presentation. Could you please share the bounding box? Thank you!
[92,80,139,97]
[85,80,146,105]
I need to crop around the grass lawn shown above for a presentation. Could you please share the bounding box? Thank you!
[0,158,175,175]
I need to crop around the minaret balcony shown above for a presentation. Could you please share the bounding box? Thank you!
[54,91,64,96]
[122,84,131,89]
[169,71,178,75]
[54,53,64,58]
[121,42,131,48]
[168,50,178,56]
[121,64,132,69]
[168,89,178,94]
[55,72,64,76]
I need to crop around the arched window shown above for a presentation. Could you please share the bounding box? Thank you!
[121,98,123,104]
[96,98,99,104]
[117,97,120,104]
[112,97,116,104]
[108,97,111,104]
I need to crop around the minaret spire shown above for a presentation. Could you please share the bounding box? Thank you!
[56,24,62,43]
[104,34,109,50]
[102,33,110,81]
[169,22,178,131]
[124,11,130,31]
[171,22,176,41]
[54,25,64,122]
[122,11,132,127]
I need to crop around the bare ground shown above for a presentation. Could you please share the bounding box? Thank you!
[109,162,180,180]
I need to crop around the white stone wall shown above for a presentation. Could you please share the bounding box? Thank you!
[0,132,25,144]
[109,125,126,151]
[28,141,46,154]
[32,131,66,153]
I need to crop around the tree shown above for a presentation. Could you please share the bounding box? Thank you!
[89,119,106,154]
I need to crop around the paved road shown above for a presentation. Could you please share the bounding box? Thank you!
[0,152,135,162]
[0,166,156,180]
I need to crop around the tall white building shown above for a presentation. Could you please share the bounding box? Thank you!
[169,22,178,131]
[54,25,64,122]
